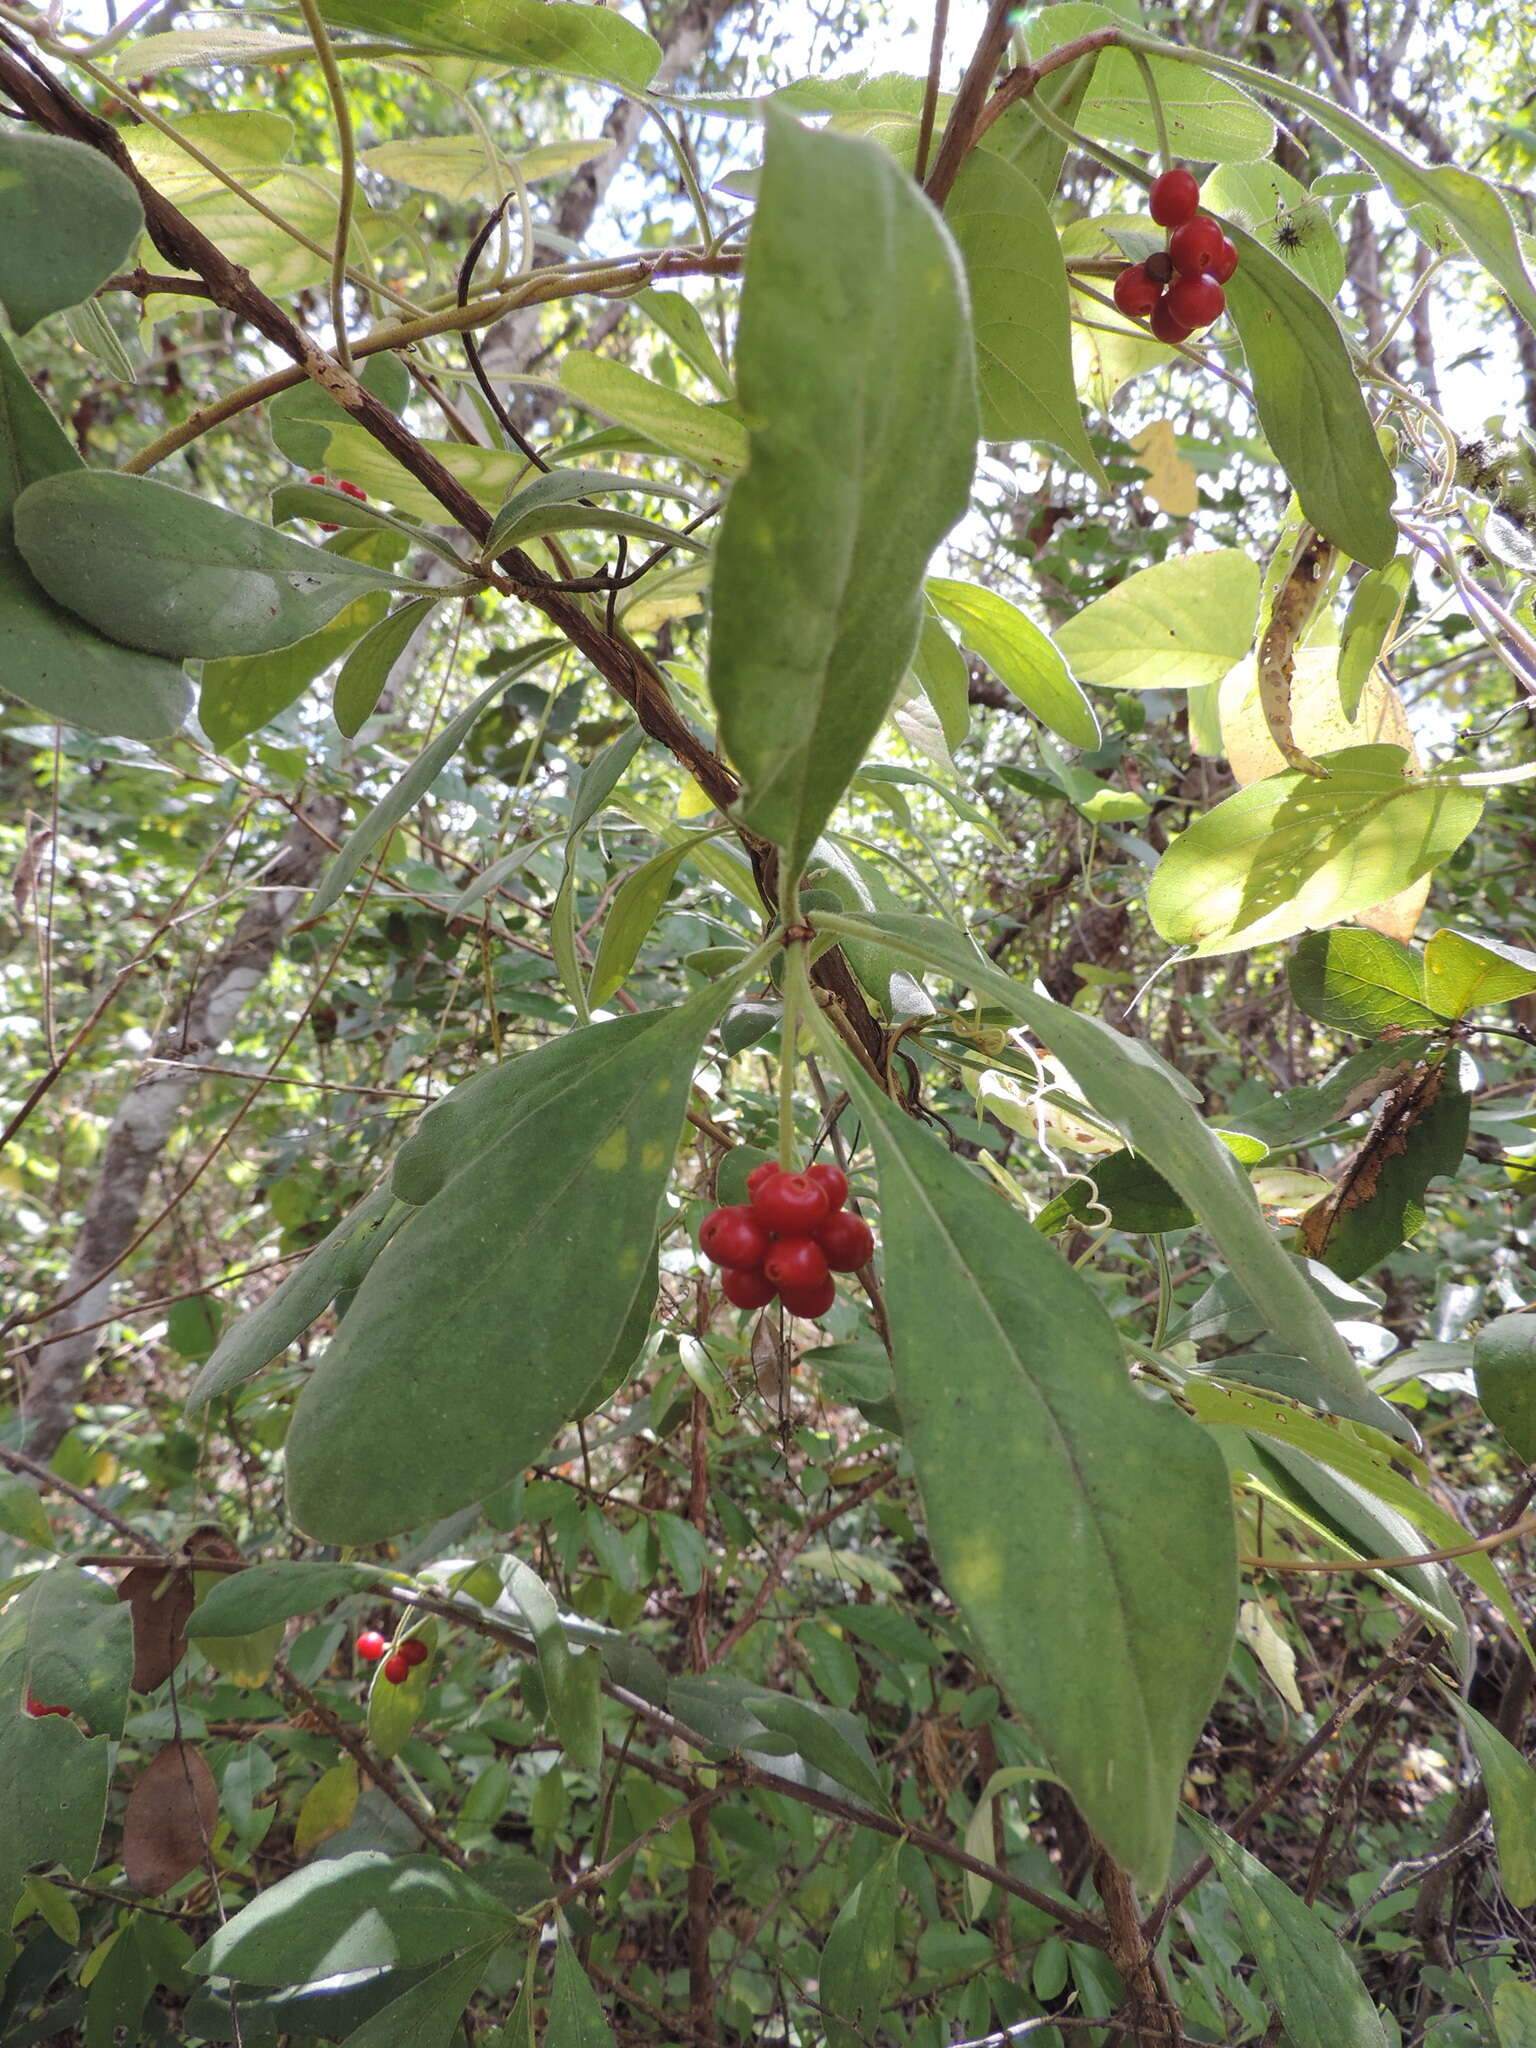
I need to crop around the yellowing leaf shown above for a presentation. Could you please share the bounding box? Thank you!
[1130,420,1198,516]
[294,1760,360,1858]
[1219,649,1419,787]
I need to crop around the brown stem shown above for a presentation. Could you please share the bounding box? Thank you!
[1095,1852,1184,2047]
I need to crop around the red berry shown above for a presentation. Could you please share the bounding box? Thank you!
[750,1172,831,1235]
[355,1630,387,1662]
[24,1694,69,1718]
[700,1204,770,1271]
[1209,234,1239,284]
[307,473,327,486]
[1148,165,1200,229]
[1166,272,1225,329]
[815,1210,875,1273]
[764,1235,830,1292]
[1149,295,1194,345]
[805,1162,848,1210]
[383,1654,410,1685]
[1168,215,1225,278]
[745,1161,780,1200]
[1112,263,1161,320]
[399,1637,429,1668]
[339,480,368,501]
[779,1275,836,1320]
[722,1266,777,1311]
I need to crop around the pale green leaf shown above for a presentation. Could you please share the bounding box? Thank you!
[708,108,976,872]
[927,577,1096,747]
[1444,1693,1536,1908]
[561,355,747,475]
[0,132,143,333]
[484,468,697,559]
[1285,929,1439,1033]
[125,110,294,204]
[178,168,400,300]
[819,1849,901,2048]
[1423,930,1536,1020]
[635,288,732,396]
[334,596,439,737]
[200,589,391,751]
[588,842,693,1008]
[1474,1313,1536,1464]
[911,607,970,751]
[267,352,411,470]
[1054,549,1261,691]
[546,1937,618,2047]
[113,28,317,75]
[1202,161,1346,297]
[1339,557,1412,716]
[317,0,660,93]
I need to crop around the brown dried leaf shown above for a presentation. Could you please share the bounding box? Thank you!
[1297,1062,1443,1260]
[117,1566,194,1692]
[123,1740,218,1895]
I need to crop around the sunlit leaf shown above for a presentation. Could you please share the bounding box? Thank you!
[1055,550,1260,691]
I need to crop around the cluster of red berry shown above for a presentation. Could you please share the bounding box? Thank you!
[698,1162,874,1321]
[356,1629,429,1686]
[24,1693,70,1719]
[1113,165,1238,346]
[308,474,368,531]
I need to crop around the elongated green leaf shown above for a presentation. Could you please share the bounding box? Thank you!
[1441,1694,1536,1908]
[189,1852,512,1985]
[709,109,976,872]
[749,1695,891,1814]
[1286,930,1439,1033]
[14,472,415,661]
[1203,161,1347,297]
[1474,1313,1536,1464]
[187,1562,382,1637]
[334,596,438,737]
[485,467,697,556]
[124,108,294,202]
[1189,1814,1390,2048]
[1423,930,1536,1020]
[820,1020,1236,1887]
[819,1848,901,2048]
[1338,556,1412,717]
[927,578,1096,748]
[366,1614,437,1757]
[1148,746,1483,958]
[1054,550,1261,691]
[112,27,316,74]
[1221,230,1396,569]
[0,333,191,740]
[504,1560,601,1775]
[911,608,971,751]
[1069,37,1274,162]
[0,1712,111,1925]
[944,150,1104,478]
[271,481,469,571]
[317,0,660,92]
[311,639,560,919]
[200,589,390,751]
[342,1940,501,2047]
[817,908,1405,1438]
[546,1938,618,2048]
[636,288,732,395]
[561,355,747,475]
[284,981,733,1542]
[0,132,143,333]
[588,842,694,1008]
[1302,1062,1467,1278]
[188,1182,411,1410]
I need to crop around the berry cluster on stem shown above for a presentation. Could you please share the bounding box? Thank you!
[698,1159,875,1323]
[1113,165,1237,345]
[355,1629,429,1685]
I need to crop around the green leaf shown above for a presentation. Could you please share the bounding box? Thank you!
[267,352,411,469]
[186,1562,383,1637]
[635,288,732,396]
[1072,43,1274,163]
[944,150,1105,479]
[927,578,1096,748]
[179,169,401,300]
[546,1937,618,2048]
[1308,1064,1469,1282]
[1036,1147,1195,1235]
[0,132,143,333]
[0,1712,111,1925]
[283,982,734,1542]
[334,596,438,737]
[14,472,416,662]
[200,589,391,751]
[708,108,976,873]
[817,909,1404,1438]
[1148,746,1484,958]
[1188,1813,1390,2048]
[818,1847,901,2048]
[187,1181,412,1409]
[1053,549,1261,691]
[188,1852,513,1985]
[1286,929,1439,1033]
[748,1695,891,1814]
[0,1477,54,1551]
[588,842,696,1008]
[310,639,561,919]
[1495,1981,1536,2048]
[367,1616,437,1758]
[821,1020,1236,1887]
[911,608,971,751]
[1474,1313,1536,1464]
[316,0,660,92]
[341,1939,501,2046]
[1335,557,1411,716]
[1443,1693,1536,1908]
[0,333,190,740]
[1423,929,1536,1020]
[561,355,747,476]
[485,467,697,559]
[503,1560,601,1776]
[1222,228,1397,569]
[26,1566,133,1739]
[1202,162,1347,298]
[124,108,294,203]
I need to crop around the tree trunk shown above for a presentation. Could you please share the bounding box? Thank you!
[21,795,343,1458]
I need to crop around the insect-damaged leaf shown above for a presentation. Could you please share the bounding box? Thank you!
[822,1023,1236,1889]
[283,982,734,1542]
[123,1741,219,1896]
[1296,1059,1469,1279]
[708,107,976,874]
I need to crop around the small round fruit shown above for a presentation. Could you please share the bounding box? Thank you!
[722,1266,777,1311]
[339,480,368,501]
[699,1205,770,1271]
[779,1275,836,1320]
[750,1172,831,1235]
[1168,214,1225,277]
[745,1161,780,1200]
[399,1637,430,1668]
[1209,234,1239,284]
[764,1235,830,1292]
[1144,249,1174,285]
[383,1653,411,1685]
[805,1162,849,1210]
[355,1630,388,1662]
[1149,295,1194,345]
[1112,263,1160,319]
[815,1209,875,1273]
[1166,272,1226,329]
[1149,165,1200,228]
